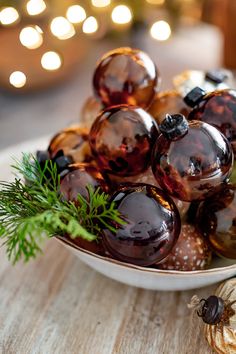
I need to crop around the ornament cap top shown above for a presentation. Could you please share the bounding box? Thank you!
[205,69,229,84]
[198,295,225,325]
[184,86,205,108]
[159,113,189,141]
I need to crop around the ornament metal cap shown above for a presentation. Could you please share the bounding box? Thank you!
[197,295,225,325]
[159,113,189,141]
[183,86,205,108]
[205,69,229,84]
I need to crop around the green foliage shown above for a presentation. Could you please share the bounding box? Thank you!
[0,154,124,264]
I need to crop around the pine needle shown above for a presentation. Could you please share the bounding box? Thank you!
[0,154,124,264]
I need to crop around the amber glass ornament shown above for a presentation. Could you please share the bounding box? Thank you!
[80,96,103,129]
[148,90,190,124]
[93,47,159,109]
[60,163,108,203]
[102,184,181,266]
[152,114,233,202]
[197,183,236,259]
[89,105,159,176]
[48,126,92,163]
[187,89,236,153]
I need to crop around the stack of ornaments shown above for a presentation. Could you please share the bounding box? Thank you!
[38,47,236,271]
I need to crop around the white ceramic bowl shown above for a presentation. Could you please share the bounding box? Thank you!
[1,136,236,291]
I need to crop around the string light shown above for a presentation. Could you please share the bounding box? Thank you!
[150,20,171,41]
[41,51,62,71]
[82,16,98,34]
[146,0,165,4]
[91,0,111,8]
[50,17,75,40]
[66,5,86,24]
[0,7,19,25]
[19,26,43,49]
[9,71,26,88]
[111,5,132,25]
[26,0,46,16]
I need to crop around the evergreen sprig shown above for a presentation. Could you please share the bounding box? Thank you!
[0,154,124,264]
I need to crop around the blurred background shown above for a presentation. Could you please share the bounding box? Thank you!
[0,0,235,149]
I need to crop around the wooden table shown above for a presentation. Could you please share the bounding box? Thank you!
[0,239,215,354]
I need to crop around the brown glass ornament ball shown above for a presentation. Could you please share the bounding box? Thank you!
[197,183,236,259]
[89,105,159,176]
[148,90,190,124]
[157,224,212,271]
[102,184,181,266]
[80,96,103,129]
[188,89,236,154]
[152,115,233,202]
[48,126,92,163]
[60,163,108,203]
[93,47,159,109]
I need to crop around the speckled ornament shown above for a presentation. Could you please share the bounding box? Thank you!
[157,224,212,271]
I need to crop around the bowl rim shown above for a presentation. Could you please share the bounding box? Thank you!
[56,236,236,276]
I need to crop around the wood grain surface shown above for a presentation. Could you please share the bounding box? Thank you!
[0,239,216,354]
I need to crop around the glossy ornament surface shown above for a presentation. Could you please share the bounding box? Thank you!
[60,163,108,202]
[48,126,92,163]
[188,89,236,153]
[148,90,190,124]
[152,114,233,201]
[89,105,159,176]
[102,184,181,266]
[197,183,236,259]
[93,47,159,108]
[80,96,103,129]
[204,278,236,354]
[158,224,212,271]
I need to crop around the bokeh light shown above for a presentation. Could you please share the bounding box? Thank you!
[66,5,86,24]
[91,0,111,8]
[41,51,62,71]
[50,16,75,40]
[9,71,27,88]
[19,26,43,49]
[150,20,171,41]
[0,7,19,25]
[111,5,132,25]
[82,16,98,34]
[26,0,46,16]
